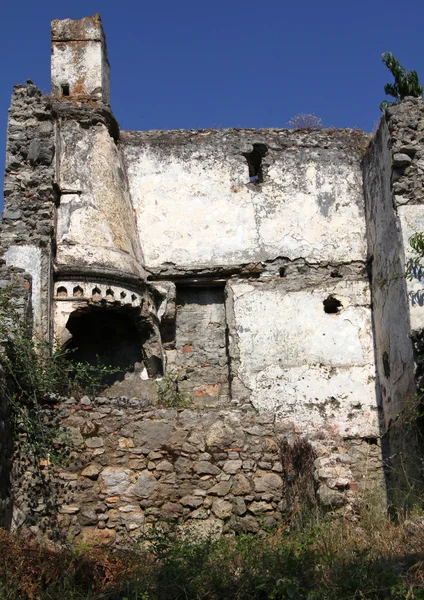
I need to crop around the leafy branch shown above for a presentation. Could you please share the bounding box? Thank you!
[380,52,423,112]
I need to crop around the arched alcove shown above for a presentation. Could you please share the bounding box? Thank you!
[64,306,162,392]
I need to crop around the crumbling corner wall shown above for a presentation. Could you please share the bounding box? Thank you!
[364,97,424,502]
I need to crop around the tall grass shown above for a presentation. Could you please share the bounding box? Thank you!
[2,503,424,599]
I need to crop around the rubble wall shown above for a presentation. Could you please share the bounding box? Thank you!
[10,397,385,545]
[1,84,56,340]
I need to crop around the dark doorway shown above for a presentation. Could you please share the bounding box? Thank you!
[65,308,145,387]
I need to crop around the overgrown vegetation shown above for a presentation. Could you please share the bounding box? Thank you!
[155,372,192,408]
[3,506,424,599]
[380,52,423,112]
[287,113,323,130]
[0,288,122,405]
[0,288,123,538]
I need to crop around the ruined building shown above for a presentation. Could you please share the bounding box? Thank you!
[1,14,424,543]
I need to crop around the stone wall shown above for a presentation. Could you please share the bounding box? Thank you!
[167,286,230,403]
[0,264,32,529]
[10,397,385,545]
[226,275,378,435]
[6,14,424,543]
[364,98,424,500]
[1,83,56,340]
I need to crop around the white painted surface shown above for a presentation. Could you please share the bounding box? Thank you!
[51,15,110,103]
[398,204,424,332]
[124,142,366,268]
[227,279,378,436]
[4,245,42,326]
[56,122,144,277]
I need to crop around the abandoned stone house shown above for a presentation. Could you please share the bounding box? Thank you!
[1,13,424,543]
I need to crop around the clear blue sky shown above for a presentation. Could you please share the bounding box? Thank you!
[2,0,424,210]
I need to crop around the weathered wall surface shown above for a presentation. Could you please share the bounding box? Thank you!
[122,129,369,273]
[10,14,424,540]
[166,286,230,403]
[51,14,110,104]
[10,398,385,545]
[364,98,424,500]
[364,117,415,427]
[387,99,424,335]
[55,117,144,280]
[226,275,378,437]
[1,84,56,340]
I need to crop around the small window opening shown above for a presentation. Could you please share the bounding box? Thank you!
[73,285,84,297]
[279,267,286,278]
[330,270,343,278]
[323,295,342,314]
[92,287,101,300]
[120,291,127,300]
[61,84,70,97]
[57,286,68,297]
[242,143,268,184]
[106,288,115,299]
[131,294,137,302]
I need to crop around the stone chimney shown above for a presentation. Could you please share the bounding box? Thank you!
[51,13,110,104]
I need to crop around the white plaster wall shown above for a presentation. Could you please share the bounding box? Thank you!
[123,138,366,269]
[4,245,42,330]
[398,204,424,332]
[51,41,109,103]
[56,121,144,277]
[227,279,378,436]
[363,122,416,426]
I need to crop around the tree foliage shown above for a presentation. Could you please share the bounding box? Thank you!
[380,52,423,112]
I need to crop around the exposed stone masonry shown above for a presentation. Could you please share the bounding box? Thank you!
[2,85,55,250]
[0,264,31,528]
[11,396,384,545]
[2,15,424,545]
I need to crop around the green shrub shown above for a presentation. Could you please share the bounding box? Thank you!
[155,372,192,408]
[380,52,423,112]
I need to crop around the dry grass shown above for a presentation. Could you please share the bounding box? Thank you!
[2,502,424,599]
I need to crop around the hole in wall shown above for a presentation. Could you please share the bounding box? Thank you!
[92,287,101,300]
[330,270,343,278]
[73,286,84,297]
[323,295,342,314]
[363,437,378,446]
[57,286,68,297]
[242,143,268,184]
[120,291,127,300]
[106,288,114,299]
[61,84,70,97]
[279,267,286,278]
[382,351,391,379]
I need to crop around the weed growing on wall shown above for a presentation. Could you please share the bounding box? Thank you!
[155,372,192,408]
[287,113,323,129]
